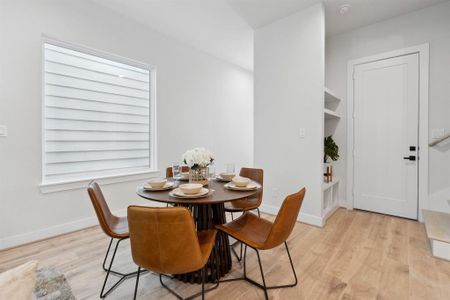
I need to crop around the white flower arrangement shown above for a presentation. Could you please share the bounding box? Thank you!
[182,147,214,169]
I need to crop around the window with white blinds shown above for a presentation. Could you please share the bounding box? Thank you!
[43,43,154,183]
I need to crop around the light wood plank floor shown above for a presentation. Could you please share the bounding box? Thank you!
[1,209,449,299]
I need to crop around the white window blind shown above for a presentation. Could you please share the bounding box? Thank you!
[43,43,153,183]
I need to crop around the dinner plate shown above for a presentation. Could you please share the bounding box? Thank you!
[143,181,176,191]
[169,188,212,198]
[215,176,233,182]
[224,182,261,191]
[174,175,190,181]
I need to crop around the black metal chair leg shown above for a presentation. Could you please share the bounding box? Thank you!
[284,241,298,286]
[201,267,205,300]
[133,267,141,300]
[160,248,220,300]
[215,245,221,285]
[100,238,142,298]
[219,242,298,299]
[102,238,114,272]
[255,250,269,300]
[160,274,183,300]
[100,238,122,298]
[230,212,234,221]
[239,242,243,260]
[257,208,261,217]
[231,241,242,262]
[249,243,298,290]
[102,238,146,278]
[243,245,248,277]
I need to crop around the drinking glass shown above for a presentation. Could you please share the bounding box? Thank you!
[207,164,216,179]
[172,162,181,178]
[226,163,235,174]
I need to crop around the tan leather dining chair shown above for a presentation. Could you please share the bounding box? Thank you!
[87,181,140,298]
[166,165,190,178]
[216,188,306,300]
[224,167,264,218]
[224,167,263,261]
[128,206,219,300]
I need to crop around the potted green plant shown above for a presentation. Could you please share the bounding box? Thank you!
[324,135,339,163]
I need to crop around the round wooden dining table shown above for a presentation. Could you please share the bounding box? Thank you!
[136,179,261,284]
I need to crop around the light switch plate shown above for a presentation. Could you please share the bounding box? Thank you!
[0,125,7,137]
[299,128,306,138]
[431,128,444,139]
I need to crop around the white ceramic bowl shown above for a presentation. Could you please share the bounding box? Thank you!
[220,172,236,181]
[179,183,203,195]
[232,176,250,187]
[148,178,167,188]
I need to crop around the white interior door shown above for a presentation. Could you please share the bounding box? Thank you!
[353,53,419,219]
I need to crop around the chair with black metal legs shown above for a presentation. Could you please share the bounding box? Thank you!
[224,167,264,261]
[216,188,306,300]
[87,181,141,298]
[128,205,220,300]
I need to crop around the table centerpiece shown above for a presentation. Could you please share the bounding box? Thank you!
[182,147,214,185]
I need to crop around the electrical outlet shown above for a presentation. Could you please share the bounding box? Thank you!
[431,128,444,139]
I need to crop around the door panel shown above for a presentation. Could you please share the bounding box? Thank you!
[353,54,419,219]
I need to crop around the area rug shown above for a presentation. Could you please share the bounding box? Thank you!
[34,268,76,300]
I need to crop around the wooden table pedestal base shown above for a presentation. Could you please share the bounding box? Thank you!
[174,203,232,284]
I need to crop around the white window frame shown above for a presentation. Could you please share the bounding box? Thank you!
[39,36,158,193]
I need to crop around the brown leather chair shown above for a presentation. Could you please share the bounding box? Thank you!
[216,188,306,300]
[225,167,264,218]
[87,181,141,298]
[166,165,190,178]
[128,206,219,300]
[224,167,263,261]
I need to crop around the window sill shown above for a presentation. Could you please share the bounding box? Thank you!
[39,169,160,194]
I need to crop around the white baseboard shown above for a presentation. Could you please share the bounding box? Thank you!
[259,203,324,227]
[0,201,170,251]
[0,208,126,250]
[431,239,450,261]
[323,204,339,224]
[2,201,326,250]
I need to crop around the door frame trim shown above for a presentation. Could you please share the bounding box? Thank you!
[346,44,429,221]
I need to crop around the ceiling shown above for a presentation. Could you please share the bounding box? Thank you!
[226,0,321,28]
[324,0,449,36]
[91,0,254,70]
[92,0,449,70]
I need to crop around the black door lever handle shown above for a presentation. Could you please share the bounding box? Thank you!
[403,155,416,161]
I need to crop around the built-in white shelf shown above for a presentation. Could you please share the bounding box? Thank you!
[324,108,341,119]
[322,176,340,223]
[322,177,340,191]
[322,87,342,226]
[325,88,342,103]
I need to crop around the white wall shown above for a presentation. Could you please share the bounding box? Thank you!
[0,0,253,249]
[254,4,325,226]
[326,1,450,213]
